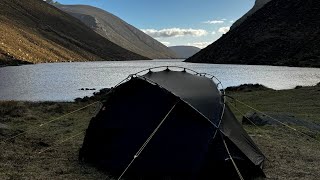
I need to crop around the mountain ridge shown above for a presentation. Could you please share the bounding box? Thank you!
[56,4,177,59]
[186,0,320,68]
[230,0,272,29]
[0,0,147,65]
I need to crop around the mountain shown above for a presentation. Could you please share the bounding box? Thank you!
[230,0,271,30]
[169,46,201,59]
[55,5,177,59]
[186,0,320,67]
[0,0,147,65]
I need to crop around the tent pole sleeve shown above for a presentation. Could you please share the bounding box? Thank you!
[222,136,245,180]
[116,99,180,180]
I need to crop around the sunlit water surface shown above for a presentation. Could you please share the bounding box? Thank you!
[0,60,319,101]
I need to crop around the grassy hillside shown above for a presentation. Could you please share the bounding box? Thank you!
[0,85,319,179]
[56,5,178,59]
[0,0,148,66]
[186,0,320,68]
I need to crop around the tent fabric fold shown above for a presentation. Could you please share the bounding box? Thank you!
[142,70,223,126]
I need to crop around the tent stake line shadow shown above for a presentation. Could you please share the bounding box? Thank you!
[80,66,266,179]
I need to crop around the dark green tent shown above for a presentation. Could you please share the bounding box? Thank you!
[80,67,265,179]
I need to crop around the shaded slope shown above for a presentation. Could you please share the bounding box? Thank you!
[230,0,271,30]
[186,0,320,67]
[56,5,177,59]
[169,46,201,59]
[0,0,147,64]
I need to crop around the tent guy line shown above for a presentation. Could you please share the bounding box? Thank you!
[1,66,266,179]
[222,135,245,180]
[0,101,99,144]
[109,68,245,180]
[117,100,180,180]
[228,102,273,140]
[80,67,266,179]
[37,130,85,155]
[233,98,320,144]
[5,66,318,179]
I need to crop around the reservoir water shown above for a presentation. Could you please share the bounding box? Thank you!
[0,59,319,101]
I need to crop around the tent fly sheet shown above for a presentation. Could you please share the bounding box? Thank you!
[79,66,266,180]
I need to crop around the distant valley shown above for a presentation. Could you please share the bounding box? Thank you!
[2,0,319,68]
[169,46,200,59]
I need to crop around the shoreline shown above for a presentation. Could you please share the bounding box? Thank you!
[184,60,320,69]
[0,59,33,68]
[2,59,320,68]
[2,83,319,103]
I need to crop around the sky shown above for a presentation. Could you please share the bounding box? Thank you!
[57,0,255,48]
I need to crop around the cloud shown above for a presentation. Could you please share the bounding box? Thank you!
[141,28,208,38]
[212,31,216,35]
[218,26,230,34]
[203,20,224,24]
[230,20,235,23]
[188,42,212,49]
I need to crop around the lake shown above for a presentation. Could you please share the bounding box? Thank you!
[0,59,320,101]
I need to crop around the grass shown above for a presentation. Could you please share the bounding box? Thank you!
[226,84,320,180]
[227,85,320,123]
[0,85,319,179]
[0,101,109,179]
